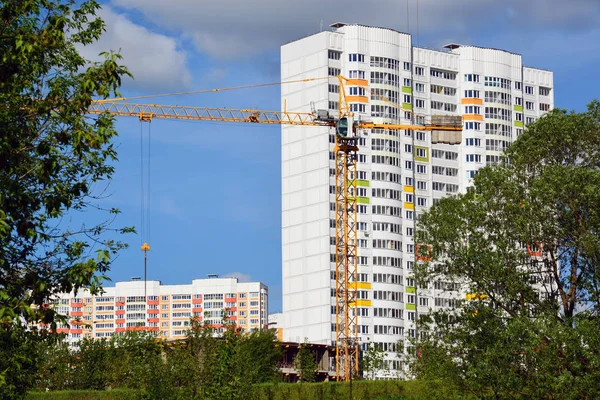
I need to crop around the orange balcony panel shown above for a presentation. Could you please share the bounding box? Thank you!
[70,320,82,325]
[227,307,237,312]
[147,318,159,323]
[461,98,483,105]
[346,78,368,86]
[192,298,203,304]
[56,328,69,334]
[116,327,125,333]
[70,329,82,334]
[116,318,125,324]
[225,297,236,302]
[116,301,125,306]
[70,302,83,308]
[71,311,83,317]
[147,327,159,332]
[192,307,203,313]
[227,316,237,321]
[346,95,368,103]
[147,300,159,306]
[147,309,159,315]
[116,310,125,315]
[463,114,483,121]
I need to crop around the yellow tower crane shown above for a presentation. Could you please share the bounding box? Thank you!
[89,75,462,381]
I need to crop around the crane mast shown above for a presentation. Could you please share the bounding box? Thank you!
[89,76,462,381]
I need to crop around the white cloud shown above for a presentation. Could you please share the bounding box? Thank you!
[77,6,192,92]
[221,272,253,283]
[110,0,600,59]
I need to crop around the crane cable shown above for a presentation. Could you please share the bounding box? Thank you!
[140,121,151,300]
[97,77,330,102]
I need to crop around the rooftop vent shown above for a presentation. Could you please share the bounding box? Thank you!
[207,274,219,279]
[131,276,141,281]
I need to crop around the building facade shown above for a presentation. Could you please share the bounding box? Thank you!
[280,23,553,374]
[43,276,268,344]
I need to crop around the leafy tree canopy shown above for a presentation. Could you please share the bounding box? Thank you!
[411,101,600,399]
[0,0,132,326]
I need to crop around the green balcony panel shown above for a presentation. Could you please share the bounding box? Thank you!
[406,304,416,311]
[402,102,413,111]
[406,286,416,294]
[402,86,413,94]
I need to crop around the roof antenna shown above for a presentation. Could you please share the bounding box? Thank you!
[320,19,324,32]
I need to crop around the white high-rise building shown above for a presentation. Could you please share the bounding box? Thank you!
[280,23,553,374]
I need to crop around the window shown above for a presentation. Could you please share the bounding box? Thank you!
[464,122,481,130]
[328,101,338,110]
[515,97,522,106]
[540,103,551,112]
[405,177,413,186]
[403,62,411,71]
[515,81,522,90]
[484,76,511,89]
[465,154,482,163]
[464,90,480,98]
[526,101,535,111]
[328,84,339,93]
[348,70,365,79]
[349,53,365,62]
[415,148,426,158]
[403,78,412,86]
[417,197,427,207]
[350,103,366,113]
[349,86,365,96]
[539,87,551,96]
[465,138,481,146]
[328,50,341,60]
[328,67,341,77]
[525,85,534,95]
[405,160,413,170]
[415,99,425,108]
[415,66,424,76]
[464,105,481,114]
[416,164,427,174]
[404,144,412,153]
[415,83,425,92]
[417,181,427,190]
[430,69,457,80]
[416,131,426,141]
[464,74,480,82]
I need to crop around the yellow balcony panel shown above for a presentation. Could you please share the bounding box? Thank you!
[346,95,368,103]
[347,79,368,86]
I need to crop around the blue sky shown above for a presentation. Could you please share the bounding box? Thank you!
[83,0,600,312]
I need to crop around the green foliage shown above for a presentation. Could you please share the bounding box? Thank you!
[253,380,427,400]
[411,101,600,399]
[361,340,389,380]
[179,318,282,399]
[35,324,282,399]
[0,1,131,396]
[27,389,144,400]
[294,337,318,383]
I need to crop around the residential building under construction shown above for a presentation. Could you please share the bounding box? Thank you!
[280,23,554,376]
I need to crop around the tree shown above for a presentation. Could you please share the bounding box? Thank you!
[0,0,131,396]
[361,340,388,380]
[294,338,318,382]
[410,101,600,399]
